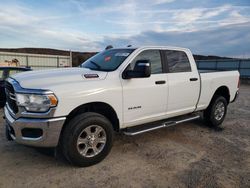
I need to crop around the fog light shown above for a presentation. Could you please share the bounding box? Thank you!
[21,128,43,138]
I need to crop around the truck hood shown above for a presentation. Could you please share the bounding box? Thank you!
[11,67,108,89]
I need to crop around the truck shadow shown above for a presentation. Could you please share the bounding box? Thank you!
[25,119,224,167]
[31,147,72,167]
[193,119,224,132]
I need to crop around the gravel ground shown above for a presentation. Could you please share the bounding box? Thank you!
[0,85,249,188]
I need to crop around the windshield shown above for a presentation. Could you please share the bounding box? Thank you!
[81,49,135,71]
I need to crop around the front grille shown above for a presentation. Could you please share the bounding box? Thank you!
[5,81,18,114]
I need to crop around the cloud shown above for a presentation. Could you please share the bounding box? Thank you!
[171,5,249,27]
[0,1,249,57]
[171,5,231,24]
[87,3,250,37]
[0,5,35,26]
[152,0,176,5]
[103,4,250,32]
[0,3,100,51]
[99,22,250,57]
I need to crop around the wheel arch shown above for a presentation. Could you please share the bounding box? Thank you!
[211,86,230,104]
[63,102,120,132]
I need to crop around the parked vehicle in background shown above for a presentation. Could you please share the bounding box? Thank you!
[0,67,31,107]
[3,46,239,167]
[0,58,20,67]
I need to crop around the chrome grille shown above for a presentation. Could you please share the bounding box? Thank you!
[5,81,18,114]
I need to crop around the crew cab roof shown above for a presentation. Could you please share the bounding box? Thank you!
[111,46,190,52]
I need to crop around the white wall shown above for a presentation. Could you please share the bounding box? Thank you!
[0,52,71,70]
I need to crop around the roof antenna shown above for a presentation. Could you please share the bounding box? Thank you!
[105,45,113,50]
[127,45,132,47]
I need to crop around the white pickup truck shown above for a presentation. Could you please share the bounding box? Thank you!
[4,46,239,166]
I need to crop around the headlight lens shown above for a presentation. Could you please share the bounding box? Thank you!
[16,93,58,112]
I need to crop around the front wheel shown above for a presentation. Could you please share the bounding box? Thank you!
[60,112,114,167]
[203,95,228,127]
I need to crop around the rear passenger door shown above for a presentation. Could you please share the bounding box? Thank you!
[163,50,200,117]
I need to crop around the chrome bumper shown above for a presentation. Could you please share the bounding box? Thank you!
[4,107,66,147]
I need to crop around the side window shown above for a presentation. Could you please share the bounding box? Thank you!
[165,50,191,73]
[130,50,162,74]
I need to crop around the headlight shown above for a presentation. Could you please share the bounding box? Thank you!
[16,93,58,112]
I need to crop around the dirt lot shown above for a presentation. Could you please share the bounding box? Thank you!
[0,85,249,188]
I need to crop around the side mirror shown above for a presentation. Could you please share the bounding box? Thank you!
[123,60,151,79]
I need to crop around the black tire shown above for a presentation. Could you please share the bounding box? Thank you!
[0,102,5,108]
[60,112,114,167]
[203,95,228,127]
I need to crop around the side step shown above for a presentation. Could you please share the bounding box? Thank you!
[123,114,200,136]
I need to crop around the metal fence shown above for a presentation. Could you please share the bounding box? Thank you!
[196,59,250,78]
[0,52,71,70]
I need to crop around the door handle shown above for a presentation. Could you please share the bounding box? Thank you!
[190,78,198,81]
[155,80,166,85]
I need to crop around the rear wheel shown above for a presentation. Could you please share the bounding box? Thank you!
[204,95,228,127]
[60,112,114,167]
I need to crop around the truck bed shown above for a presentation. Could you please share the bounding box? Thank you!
[196,70,239,111]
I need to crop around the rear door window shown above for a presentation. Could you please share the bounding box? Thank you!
[164,50,191,73]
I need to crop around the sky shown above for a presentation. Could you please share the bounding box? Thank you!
[0,0,250,57]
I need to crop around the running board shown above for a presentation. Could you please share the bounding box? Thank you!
[123,114,200,136]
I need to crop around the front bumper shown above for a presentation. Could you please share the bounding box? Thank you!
[4,107,66,147]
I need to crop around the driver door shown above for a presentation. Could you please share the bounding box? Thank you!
[121,49,168,127]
